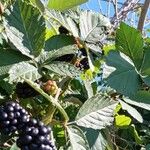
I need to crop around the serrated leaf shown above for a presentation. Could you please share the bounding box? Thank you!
[115,115,131,127]
[76,93,117,129]
[67,125,90,150]
[39,45,77,64]
[48,0,87,11]
[116,22,143,70]
[0,49,29,79]
[9,62,41,83]
[3,0,46,58]
[80,10,111,50]
[124,91,150,111]
[45,35,75,51]
[44,62,81,77]
[46,10,79,37]
[82,127,114,150]
[119,100,143,123]
[103,51,142,96]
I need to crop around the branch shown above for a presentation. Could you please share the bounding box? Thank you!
[137,0,150,32]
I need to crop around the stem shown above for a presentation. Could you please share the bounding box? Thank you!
[24,79,69,124]
[43,88,61,125]
[137,0,150,32]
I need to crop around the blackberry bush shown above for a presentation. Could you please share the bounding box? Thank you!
[2,0,147,149]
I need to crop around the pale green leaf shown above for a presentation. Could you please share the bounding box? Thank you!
[3,0,46,58]
[48,0,87,11]
[76,93,117,129]
[115,115,131,127]
[67,125,90,150]
[9,62,41,83]
[116,22,143,70]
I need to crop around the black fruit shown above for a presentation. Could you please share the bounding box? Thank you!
[16,118,55,150]
[58,26,69,34]
[0,101,29,134]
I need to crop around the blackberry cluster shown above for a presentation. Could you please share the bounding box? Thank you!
[0,102,55,150]
[17,118,55,150]
[0,101,30,134]
[16,82,39,98]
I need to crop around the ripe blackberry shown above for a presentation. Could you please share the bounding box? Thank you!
[17,118,55,150]
[0,101,30,134]
[16,82,39,98]
[58,26,69,34]
[76,58,89,70]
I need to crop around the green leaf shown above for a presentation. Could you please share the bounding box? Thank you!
[45,35,75,51]
[119,99,143,123]
[115,115,131,127]
[44,61,81,77]
[10,143,20,150]
[103,51,142,96]
[140,49,150,75]
[79,10,111,51]
[82,128,114,150]
[83,80,93,98]
[3,0,46,58]
[0,49,29,79]
[46,10,79,37]
[116,22,143,70]
[76,93,117,129]
[48,0,87,11]
[9,62,41,83]
[38,45,77,64]
[67,125,90,150]
[124,91,150,111]
[140,49,150,85]
[30,0,45,12]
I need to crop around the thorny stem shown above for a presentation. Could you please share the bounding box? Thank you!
[24,79,69,124]
[137,0,150,32]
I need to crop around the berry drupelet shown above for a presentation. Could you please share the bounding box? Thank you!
[17,118,55,150]
[0,101,30,134]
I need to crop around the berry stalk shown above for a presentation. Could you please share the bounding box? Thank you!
[24,79,69,124]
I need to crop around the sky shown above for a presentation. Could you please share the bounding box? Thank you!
[80,0,150,32]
